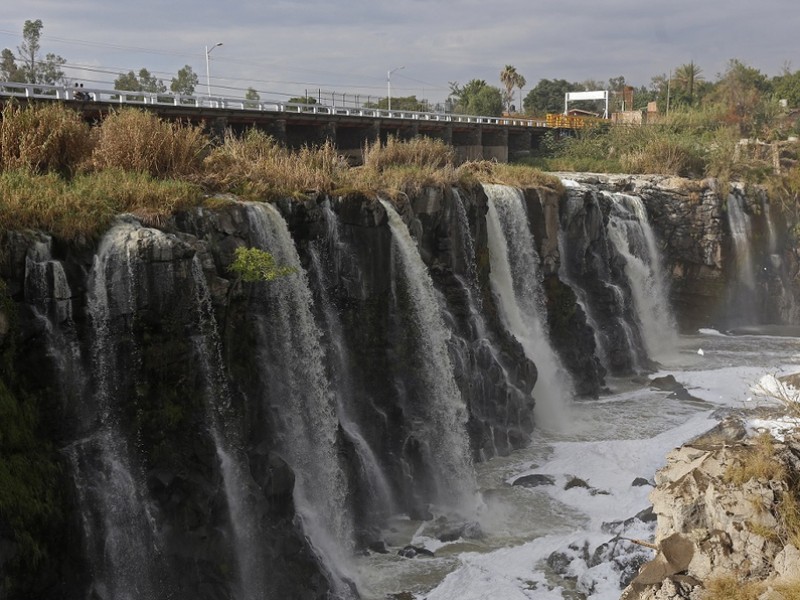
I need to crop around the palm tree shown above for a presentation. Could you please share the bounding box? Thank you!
[500,65,519,112]
[674,61,704,104]
[515,74,526,113]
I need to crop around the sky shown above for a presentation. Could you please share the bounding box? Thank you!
[1,0,798,107]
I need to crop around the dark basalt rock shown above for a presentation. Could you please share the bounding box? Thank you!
[512,474,556,488]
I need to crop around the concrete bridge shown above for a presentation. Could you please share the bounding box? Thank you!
[0,80,558,163]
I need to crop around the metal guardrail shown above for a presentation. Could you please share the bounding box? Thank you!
[0,80,551,128]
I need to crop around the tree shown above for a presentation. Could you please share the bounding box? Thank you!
[0,48,23,82]
[523,78,581,114]
[13,19,65,84]
[708,59,773,135]
[515,73,526,113]
[170,65,198,95]
[114,68,166,93]
[772,68,800,108]
[364,95,425,111]
[500,65,519,112]
[673,61,704,105]
[449,80,503,116]
[245,87,260,101]
[287,96,316,105]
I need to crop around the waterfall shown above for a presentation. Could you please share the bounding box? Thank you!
[242,202,356,596]
[23,235,83,403]
[189,257,270,600]
[606,193,678,361]
[451,188,480,299]
[482,183,571,425]
[727,192,756,290]
[74,221,164,600]
[311,201,396,519]
[379,199,479,515]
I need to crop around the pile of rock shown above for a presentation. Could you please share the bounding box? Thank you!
[621,414,800,599]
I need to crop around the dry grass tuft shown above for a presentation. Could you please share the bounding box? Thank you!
[362,136,455,171]
[90,108,209,177]
[620,138,705,177]
[0,102,93,175]
[725,432,786,485]
[202,129,347,199]
[703,574,800,600]
[458,160,565,193]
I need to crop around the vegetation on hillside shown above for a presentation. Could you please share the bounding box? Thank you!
[0,103,565,239]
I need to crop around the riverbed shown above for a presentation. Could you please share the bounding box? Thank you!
[354,329,800,599]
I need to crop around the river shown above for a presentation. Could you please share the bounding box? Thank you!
[354,329,800,599]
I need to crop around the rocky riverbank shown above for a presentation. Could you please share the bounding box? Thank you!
[621,376,800,600]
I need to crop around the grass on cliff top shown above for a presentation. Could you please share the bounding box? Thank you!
[0,169,203,240]
[0,103,560,236]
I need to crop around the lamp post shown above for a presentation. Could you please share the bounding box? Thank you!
[205,42,223,97]
[387,65,404,111]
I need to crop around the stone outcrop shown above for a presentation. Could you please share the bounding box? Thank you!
[621,414,800,599]
[558,173,800,331]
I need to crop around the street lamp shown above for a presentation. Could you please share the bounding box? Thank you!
[387,65,404,111]
[205,42,223,97]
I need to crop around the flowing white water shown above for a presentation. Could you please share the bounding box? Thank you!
[483,184,572,426]
[75,221,163,600]
[451,188,479,298]
[189,257,270,600]
[312,202,396,518]
[607,193,678,361]
[727,192,756,290]
[242,202,357,596]
[379,199,479,515]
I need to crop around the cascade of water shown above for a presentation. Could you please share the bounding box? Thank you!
[482,183,572,425]
[379,198,479,515]
[556,234,609,370]
[311,201,396,518]
[607,193,678,361]
[189,257,269,600]
[74,221,163,600]
[242,202,356,597]
[451,188,479,299]
[727,192,756,290]
[23,236,84,403]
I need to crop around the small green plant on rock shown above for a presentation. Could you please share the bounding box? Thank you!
[229,246,295,282]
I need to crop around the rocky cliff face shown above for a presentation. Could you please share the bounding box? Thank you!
[0,176,797,599]
[559,173,800,331]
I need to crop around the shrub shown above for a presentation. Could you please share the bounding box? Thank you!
[229,247,295,282]
[90,108,209,177]
[0,102,93,175]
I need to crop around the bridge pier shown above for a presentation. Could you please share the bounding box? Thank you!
[482,128,508,162]
[453,126,483,162]
[508,129,533,161]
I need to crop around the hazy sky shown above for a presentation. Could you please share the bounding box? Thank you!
[1,0,797,106]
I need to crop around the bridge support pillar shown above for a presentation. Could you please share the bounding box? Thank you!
[508,129,532,161]
[267,119,287,144]
[210,116,228,142]
[452,126,483,163]
[482,128,508,163]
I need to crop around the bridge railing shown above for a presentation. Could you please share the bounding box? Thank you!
[0,80,550,128]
